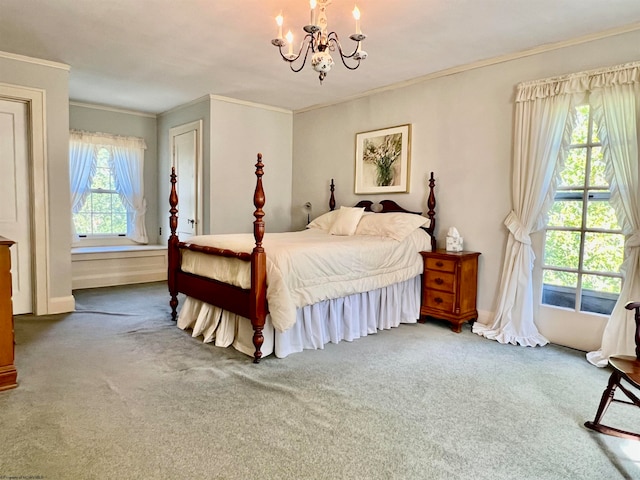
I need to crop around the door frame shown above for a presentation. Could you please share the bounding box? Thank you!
[169,120,203,236]
[0,83,49,315]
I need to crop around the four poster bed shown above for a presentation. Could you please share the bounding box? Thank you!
[168,153,437,362]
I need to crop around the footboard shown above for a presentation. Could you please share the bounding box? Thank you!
[168,154,267,363]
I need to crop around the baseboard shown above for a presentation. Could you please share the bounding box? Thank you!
[48,295,76,314]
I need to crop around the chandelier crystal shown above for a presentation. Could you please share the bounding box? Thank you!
[271,0,367,83]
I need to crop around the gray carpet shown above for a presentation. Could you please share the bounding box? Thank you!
[1,282,639,480]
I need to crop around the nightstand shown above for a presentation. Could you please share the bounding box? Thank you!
[420,249,480,333]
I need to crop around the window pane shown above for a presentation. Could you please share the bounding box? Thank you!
[547,199,582,228]
[543,269,577,288]
[542,270,577,309]
[583,232,624,273]
[581,275,619,315]
[91,192,113,213]
[544,231,580,269]
[112,214,127,234]
[92,213,112,234]
[92,167,112,190]
[586,199,619,230]
[73,213,91,235]
[559,149,586,187]
[96,148,110,169]
[588,147,606,187]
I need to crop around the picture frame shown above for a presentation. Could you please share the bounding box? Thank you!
[354,124,411,194]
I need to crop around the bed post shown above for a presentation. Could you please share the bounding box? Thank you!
[329,179,336,211]
[427,172,437,252]
[168,167,180,321]
[250,153,267,363]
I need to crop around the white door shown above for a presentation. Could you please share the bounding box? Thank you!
[170,120,203,239]
[0,99,32,314]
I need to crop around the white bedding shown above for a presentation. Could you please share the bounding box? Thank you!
[180,228,432,332]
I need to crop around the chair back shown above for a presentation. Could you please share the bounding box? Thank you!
[624,301,640,360]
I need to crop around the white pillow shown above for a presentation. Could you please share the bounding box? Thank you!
[306,210,340,231]
[355,212,428,241]
[328,206,365,236]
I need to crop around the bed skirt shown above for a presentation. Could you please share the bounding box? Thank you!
[177,275,422,358]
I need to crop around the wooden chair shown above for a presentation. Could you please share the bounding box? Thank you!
[584,301,640,441]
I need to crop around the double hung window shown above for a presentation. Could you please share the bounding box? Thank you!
[542,104,624,315]
[69,130,148,245]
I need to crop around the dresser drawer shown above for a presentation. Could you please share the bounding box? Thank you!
[423,289,454,312]
[424,257,456,273]
[424,270,455,292]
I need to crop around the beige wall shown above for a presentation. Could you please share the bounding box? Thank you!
[157,97,211,242]
[158,96,293,241]
[0,54,72,305]
[210,97,293,234]
[292,29,640,341]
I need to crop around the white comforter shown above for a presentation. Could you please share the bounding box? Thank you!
[180,228,431,332]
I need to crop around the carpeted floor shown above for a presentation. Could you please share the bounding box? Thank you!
[1,282,639,480]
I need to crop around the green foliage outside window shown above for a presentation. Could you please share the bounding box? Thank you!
[73,148,127,236]
[543,104,623,313]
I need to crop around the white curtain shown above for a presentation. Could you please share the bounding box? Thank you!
[69,131,97,239]
[111,140,148,244]
[587,79,640,366]
[473,84,575,346]
[69,130,148,243]
[69,131,97,213]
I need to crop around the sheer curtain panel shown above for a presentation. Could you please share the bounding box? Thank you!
[69,131,97,238]
[111,140,148,244]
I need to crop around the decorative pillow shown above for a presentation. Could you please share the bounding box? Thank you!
[328,206,365,236]
[355,212,428,241]
[306,210,340,231]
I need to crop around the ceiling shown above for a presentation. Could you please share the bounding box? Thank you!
[2,0,640,114]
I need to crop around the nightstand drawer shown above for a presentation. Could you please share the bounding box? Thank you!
[424,270,455,292]
[424,257,456,273]
[423,289,454,312]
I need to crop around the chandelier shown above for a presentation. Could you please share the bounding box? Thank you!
[271,0,367,83]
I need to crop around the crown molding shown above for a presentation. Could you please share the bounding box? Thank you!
[295,21,640,114]
[208,94,292,114]
[0,50,69,71]
[69,101,157,118]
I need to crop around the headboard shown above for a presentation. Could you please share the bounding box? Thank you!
[327,172,437,251]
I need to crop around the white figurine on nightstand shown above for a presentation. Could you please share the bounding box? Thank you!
[446,227,464,252]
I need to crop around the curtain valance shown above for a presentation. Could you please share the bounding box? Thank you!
[70,129,147,151]
[516,61,640,102]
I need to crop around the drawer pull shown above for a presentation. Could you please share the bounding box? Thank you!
[434,297,443,304]
[436,261,444,267]
[435,278,444,285]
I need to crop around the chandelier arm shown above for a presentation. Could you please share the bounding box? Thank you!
[326,36,362,70]
[289,42,313,73]
[327,32,360,59]
[275,35,314,72]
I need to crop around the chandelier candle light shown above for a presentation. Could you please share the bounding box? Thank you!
[271,0,367,83]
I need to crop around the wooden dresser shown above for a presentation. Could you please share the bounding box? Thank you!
[420,249,480,333]
[0,236,17,391]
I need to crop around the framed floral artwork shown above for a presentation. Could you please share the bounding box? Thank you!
[354,124,411,194]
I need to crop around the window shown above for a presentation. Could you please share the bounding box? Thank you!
[73,147,127,237]
[542,104,624,315]
[69,130,148,245]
